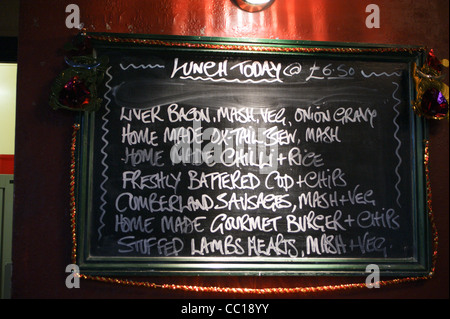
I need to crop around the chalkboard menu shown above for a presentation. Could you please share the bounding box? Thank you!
[75,34,431,276]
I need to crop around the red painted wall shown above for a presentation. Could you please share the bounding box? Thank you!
[0,155,14,174]
[13,0,448,298]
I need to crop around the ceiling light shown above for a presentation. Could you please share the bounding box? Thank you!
[234,0,275,12]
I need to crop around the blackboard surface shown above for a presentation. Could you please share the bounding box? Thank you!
[75,34,430,276]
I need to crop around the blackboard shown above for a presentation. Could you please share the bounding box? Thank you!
[75,34,431,276]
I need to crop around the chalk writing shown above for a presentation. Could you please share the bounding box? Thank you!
[91,52,413,263]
